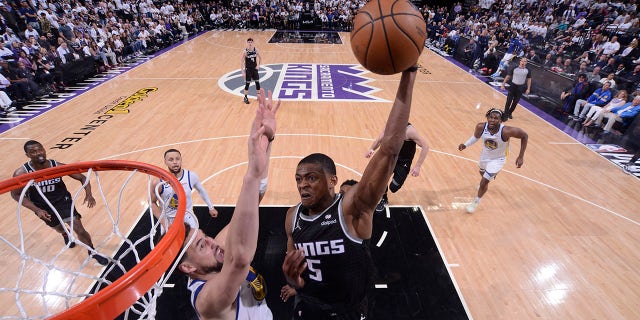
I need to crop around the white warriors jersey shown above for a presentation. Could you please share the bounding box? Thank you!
[158,169,197,218]
[480,123,509,160]
[187,270,273,320]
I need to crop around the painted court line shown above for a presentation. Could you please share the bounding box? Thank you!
[105,133,637,225]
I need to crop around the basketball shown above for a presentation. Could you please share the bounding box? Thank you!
[350,0,427,75]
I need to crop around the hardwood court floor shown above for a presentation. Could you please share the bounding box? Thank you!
[0,30,638,319]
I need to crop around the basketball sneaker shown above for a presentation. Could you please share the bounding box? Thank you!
[91,252,109,266]
[243,96,249,104]
[375,194,388,212]
[1,105,16,112]
[466,200,479,213]
[62,233,76,248]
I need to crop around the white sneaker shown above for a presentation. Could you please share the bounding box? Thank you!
[466,201,479,213]
[1,105,15,112]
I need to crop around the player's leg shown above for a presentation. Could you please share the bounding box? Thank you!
[467,158,504,213]
[68,209,109,265]
[42,204,76,248]
[389,161,411,193]
[375,185,389,212]
[53,223,76,248]
[243,69,251,104]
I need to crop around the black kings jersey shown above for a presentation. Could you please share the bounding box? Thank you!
[245,48,258,70]
[23,160,71,206]
[290,194,373,311]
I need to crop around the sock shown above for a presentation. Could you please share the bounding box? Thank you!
[474,197,481,204]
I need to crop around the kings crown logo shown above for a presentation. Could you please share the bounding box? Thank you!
[218,63,389,102]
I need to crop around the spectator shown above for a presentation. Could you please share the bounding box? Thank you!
[622,65,640,90]
[592,54,609,70]
[583,90,629,127]
[599,35,621,57]
[560,73,590,114]
[550,56,565,73]
[600,96,640,134]
[24,24,39,40]
[0,89,16,116]
[463,38,477,68]
[601,57,618,74]
[0,39,14,60]
[56,41,74,64]
[525,49,541,64]
[570,81,613,121]
[541,53,554,68]
[562,58,576,75]
[0,59,40,101]
[587,66,602,83]
[600,72,617,89]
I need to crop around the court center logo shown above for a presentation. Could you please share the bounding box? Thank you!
[218,63,389,102]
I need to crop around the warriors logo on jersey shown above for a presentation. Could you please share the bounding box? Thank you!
[247,266,267,302]
[484,139,498,150]
[168,193,180,209]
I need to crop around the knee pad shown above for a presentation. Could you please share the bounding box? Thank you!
[244,82,250,91]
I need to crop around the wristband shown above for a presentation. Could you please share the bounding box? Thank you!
[464,136,478,147]
[259,178,268,194]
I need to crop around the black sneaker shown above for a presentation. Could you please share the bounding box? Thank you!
[62,234,76,248]
[243,96,249,104]
[375,196,388,212]
[91,252,109,266]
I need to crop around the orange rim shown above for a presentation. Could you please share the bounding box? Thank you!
[0,160,186,320]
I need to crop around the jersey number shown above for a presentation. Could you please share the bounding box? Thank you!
[42,185,55,192]
[306,258,322,281]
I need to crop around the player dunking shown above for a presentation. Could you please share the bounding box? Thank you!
[282,65,418,319]
[458,108,528,213]
[241,38,261,104]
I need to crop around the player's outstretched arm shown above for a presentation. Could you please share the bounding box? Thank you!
[194,99,271,317]
[346,66,418,239]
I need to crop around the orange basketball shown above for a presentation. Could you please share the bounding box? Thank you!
[350,0,427,75]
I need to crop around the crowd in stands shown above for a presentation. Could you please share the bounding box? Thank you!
[0,0,373,117]
[426,0,640,135]
[2,0,639,134]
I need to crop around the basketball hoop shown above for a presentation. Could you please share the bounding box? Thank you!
[0,160,188,319]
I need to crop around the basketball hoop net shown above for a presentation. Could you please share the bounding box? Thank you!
[0,160,191,319]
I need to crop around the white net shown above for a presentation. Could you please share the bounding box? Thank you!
[0,161,189,319]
